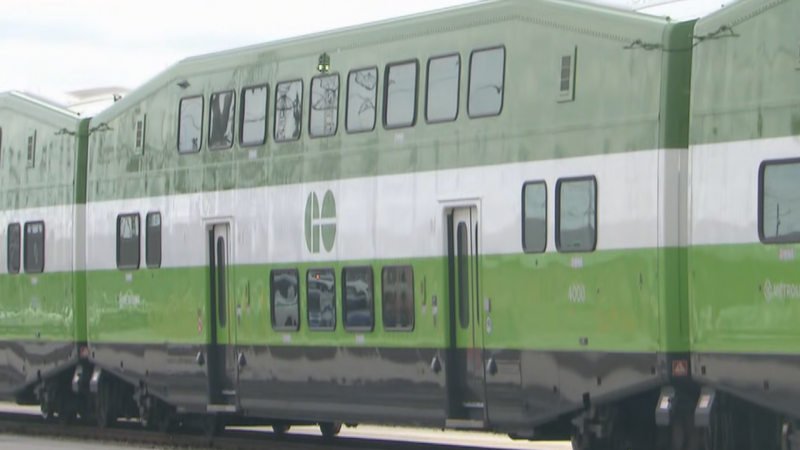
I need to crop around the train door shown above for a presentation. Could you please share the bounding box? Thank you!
[206,222,238,411]
[446,206,487,428]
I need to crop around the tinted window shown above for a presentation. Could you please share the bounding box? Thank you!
[274,80,303,142]
[426,54,460,123]
[307,268,336,331]
[7,223,20,274]
[240,84,268,146]
[178,96,203,153]
[557,177,597,252]
[208,90,235,150]
[382,266,414,331]
[146,212,161,268]
[343,266,374,331]
[523,181,547,253]
[310,74,340,137]
[346,68,377,133]
[384,61,418,129]
[271,269,300,331]
[117,214,140,270]
[468,47,505,117]
[761,160,800,243]
[24,221,44,274]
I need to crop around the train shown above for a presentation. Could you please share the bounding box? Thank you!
[0,0,797,449]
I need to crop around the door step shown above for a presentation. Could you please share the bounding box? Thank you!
[446,418,486,430]
[222,390,236,396]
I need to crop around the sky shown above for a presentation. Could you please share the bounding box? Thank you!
[0,0,735,102]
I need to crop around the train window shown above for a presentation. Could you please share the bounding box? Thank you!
[382,266,414,331]
[425,54,460,123]
[343,266,374,331]
[208,90,235,151]
[240,84,269,147]
[346,67,378,133]
[178,95,204,153]
[468,46,505,118]
[522,181,547,253]
[307,268,336,331]
[456,222,469,329]
[271,269,300,331]
[383,60,419,129]
[7,223,20,274]
[145,212,161,269]
[23,221,44,274]
[274,80,303,142]
[116,214,140,270]
[309,73,340,138]
[27,130,36,168]
[556,177,597,253]
[759,159,800,243]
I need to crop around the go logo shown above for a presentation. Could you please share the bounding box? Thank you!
[305,190,337,253]
[568,284,586,303]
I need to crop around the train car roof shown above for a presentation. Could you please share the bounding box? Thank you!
[0,90,81,120]
[91,0,675,124]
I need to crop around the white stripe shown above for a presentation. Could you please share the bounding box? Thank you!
[85,148,678,271]
[690,135,800,246]
[0,204,74,273]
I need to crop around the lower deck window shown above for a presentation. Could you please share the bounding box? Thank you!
[343,266,374,331]
[271,269,300,331]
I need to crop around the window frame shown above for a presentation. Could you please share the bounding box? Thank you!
[145,212,162,269]
[239,83,270,148]
[425,52,461,124]
[207,89,236,151]
[177,95,204,154]
[306,267,337,332]
[342,265,375,332]
[345,66,379,134]
[273,78,304,143]
[308,72,341,139]
[382,59,420,131]
[270,268,301,332]
[555,175,598,254]
[7,222,20,274]
[23,220,45,274]
[467,45,506,119]
[381,265,415,332]
[758,157,800,244]
[116,213,141,271]
[521,180,548,254]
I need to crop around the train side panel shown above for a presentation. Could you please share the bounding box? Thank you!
[689,0,800,445]
[0,92,81,409]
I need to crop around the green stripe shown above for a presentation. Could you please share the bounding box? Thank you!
[85,248,681,353]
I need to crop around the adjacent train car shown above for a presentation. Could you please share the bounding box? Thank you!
[687,0,800,448]
[0,92,89,421]
[78,0,699,446]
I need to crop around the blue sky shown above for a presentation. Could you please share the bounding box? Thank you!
[0,0,734,98]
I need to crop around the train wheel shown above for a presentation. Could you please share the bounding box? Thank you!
[319,421,342,439]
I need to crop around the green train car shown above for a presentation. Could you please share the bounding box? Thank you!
[686,0,800,448]
[0,92,89,420]
[16,0,800,448]
[74,0,695,447]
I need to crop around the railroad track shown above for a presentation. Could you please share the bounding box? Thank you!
[0,412,494,450]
